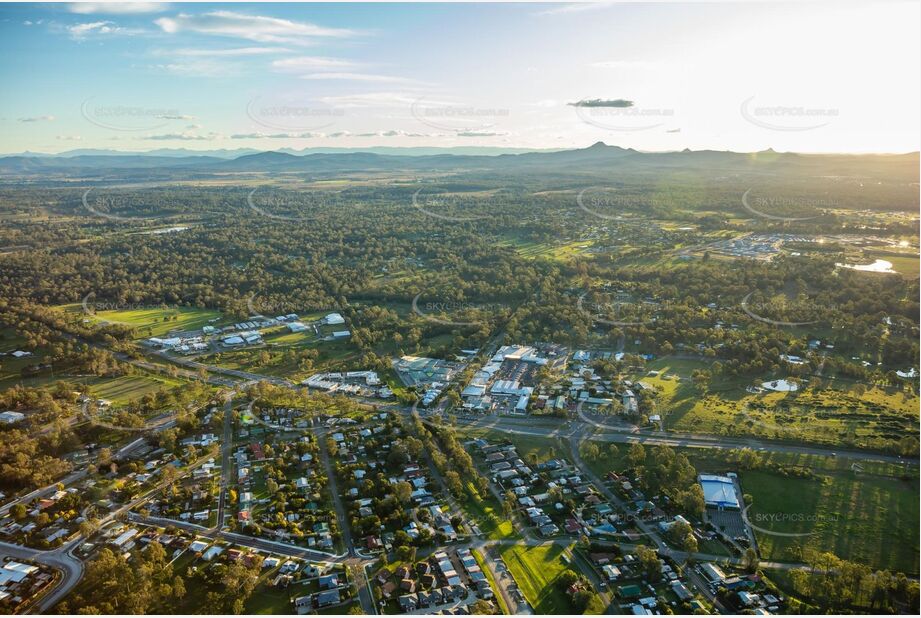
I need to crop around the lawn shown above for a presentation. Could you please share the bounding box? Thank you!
[499,543,603,614]
[245,576,319,614]
[88,374,188,404]
[60,303,222,338]
[742,468,919,575]
[461,481,518,541]
[495,236,593,261]
[204,336,359,379]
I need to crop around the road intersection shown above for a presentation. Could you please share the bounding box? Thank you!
[2,332,914,614]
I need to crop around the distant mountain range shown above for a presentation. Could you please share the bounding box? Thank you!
[0,142,917,178]
[2,146,558,159]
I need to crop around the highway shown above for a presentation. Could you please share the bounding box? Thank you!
[457,413,917,467]
[13,325,912,614]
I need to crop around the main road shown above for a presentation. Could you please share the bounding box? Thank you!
[455,413,916,467]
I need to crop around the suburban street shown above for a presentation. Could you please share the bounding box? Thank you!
[0,538,84,614]
[2,326,914,615]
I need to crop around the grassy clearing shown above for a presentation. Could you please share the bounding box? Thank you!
[663,378,918,453]
[646,355,918,452]
[461,481,518,541]
[60,303,222,337]
[863,251,920,278]
[88,374,188,404]
[201,336,359,379]
[496,236,592,261]
[499,543,602,614]
[743,469,919,575]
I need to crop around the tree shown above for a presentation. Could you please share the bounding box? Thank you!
[627,443,646,468]
[11,503,27,520]
[394,481,413,504]
[216,560,261,614]
[172,575,186,600]
[79,519,100,538]
[571,589,593,611]
[396,545,416,562]
[636,544,661,580]
[557,570,580,589]
[470,599,495,614]
[742,547,759,573]
[579,441,601,462]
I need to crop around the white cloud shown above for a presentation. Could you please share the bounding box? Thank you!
[456,130,509,137]
[230,132,321,139]
[271,56,356,72]
[142,131,223,141]
[154,113,196,120]
[170,47,291,57]
[355,129,433,138]
[68,20,136,39]
[155,11,356,46]
[318,92,420,108]
[69,3,168,14]
[318,130,439,139]
[299,72,416,84]
[154,59,240,77]
[590,60,661,70]
[150,48,290,77]
[56,134,82,141]
[18,115,55,123]
[535,2,616,17]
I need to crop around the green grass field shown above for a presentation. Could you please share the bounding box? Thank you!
[60,303,222,338]
[499,543,603,614]
[496,236,594,261]
[461,481,518,541]
[0,347,188,404]
[88,374,188,404]
[743,468,919,575]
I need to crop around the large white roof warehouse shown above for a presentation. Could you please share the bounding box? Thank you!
[699,474,740,510]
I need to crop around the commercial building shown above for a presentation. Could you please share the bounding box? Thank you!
[699,474,740,510]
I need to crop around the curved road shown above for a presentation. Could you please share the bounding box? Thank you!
[0,538,84,613]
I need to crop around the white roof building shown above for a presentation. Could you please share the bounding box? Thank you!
[189,540,210,553]
[111,528,139,548]
[699,475,740,509]
[0,561,38,586]
[0,411,25,424]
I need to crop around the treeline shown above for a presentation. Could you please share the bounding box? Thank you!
[787,551,919,613]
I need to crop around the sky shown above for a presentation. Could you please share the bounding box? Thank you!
[0,1,919,154]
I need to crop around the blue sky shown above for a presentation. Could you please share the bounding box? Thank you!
[1,1,918,154]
